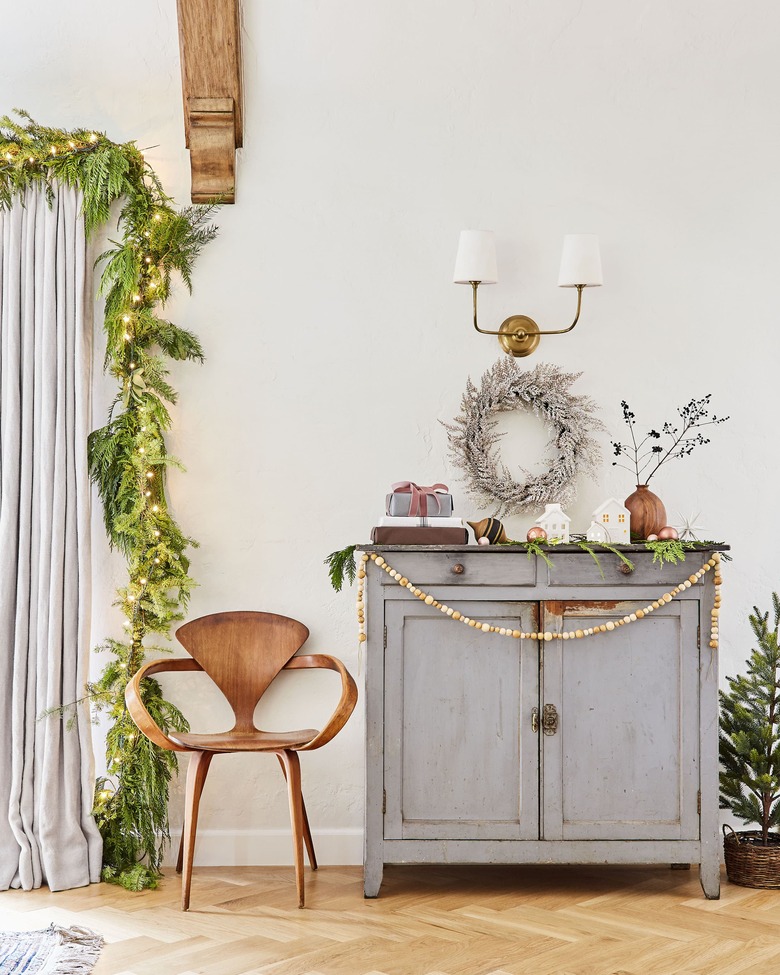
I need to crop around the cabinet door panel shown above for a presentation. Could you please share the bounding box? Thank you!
[542,600,699,841]
[384,600,539,840]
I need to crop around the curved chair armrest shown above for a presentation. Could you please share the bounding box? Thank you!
[282,654,358,751]
[125,657,204,752]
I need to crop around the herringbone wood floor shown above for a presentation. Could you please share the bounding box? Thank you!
[1,864,777,975]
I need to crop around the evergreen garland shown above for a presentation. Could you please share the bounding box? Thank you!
[0,111,218,889]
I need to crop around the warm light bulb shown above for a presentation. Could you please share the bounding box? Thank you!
[4,153,11,161]
[154,214,162,222]
[89,133,97,142]
[129,362,136,369]
[154,530,161,538]
[145,256,152,264]
[152,505,159,512]
[145,490,151,497]
[146,471,154,479]
[140,577,147,585]
[138,446,145,454]
[68,141,75,149]
[49,146,56,155]
[28,157,34,163]
[128,595,135,602]
[132,294,141,303]
[153,558,160,564]
[148,282,157,290]
[124,333,131,341]
[122,314,130,323]
[141,426,147,432]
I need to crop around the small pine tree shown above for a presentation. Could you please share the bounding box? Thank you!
[719,593,780,845]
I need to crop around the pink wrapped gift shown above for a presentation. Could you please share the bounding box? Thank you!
[386,481,453,518]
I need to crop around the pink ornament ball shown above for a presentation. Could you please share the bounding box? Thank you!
[527,527,547,542]
[646,533,659,541]
[658,526,679,540]
[477,536,490,546]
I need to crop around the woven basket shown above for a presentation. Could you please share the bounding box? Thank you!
[723,825,780,888]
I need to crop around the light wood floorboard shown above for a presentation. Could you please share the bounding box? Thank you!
[0,865,778,975]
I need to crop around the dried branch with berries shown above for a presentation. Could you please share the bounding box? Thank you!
[611,395,729,485]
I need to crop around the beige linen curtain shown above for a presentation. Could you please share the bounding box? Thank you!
[0,185,102,890]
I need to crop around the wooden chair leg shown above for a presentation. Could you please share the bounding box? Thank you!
[276,753,318,870]
[181,750,213,911]
[176,831,184,875]
[278,749,305,908]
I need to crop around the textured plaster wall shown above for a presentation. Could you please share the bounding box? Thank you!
[3,1,778,863]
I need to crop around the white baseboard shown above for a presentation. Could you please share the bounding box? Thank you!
[165,828,364,867]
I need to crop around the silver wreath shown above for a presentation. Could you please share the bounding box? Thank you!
[444,359,604,517]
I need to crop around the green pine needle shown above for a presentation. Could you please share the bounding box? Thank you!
[325,545,358,592]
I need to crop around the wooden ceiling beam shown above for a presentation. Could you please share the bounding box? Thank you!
[176,0,243,203]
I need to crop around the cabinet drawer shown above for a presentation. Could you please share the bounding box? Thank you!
[547,553,706,588]
[376,552,537,587]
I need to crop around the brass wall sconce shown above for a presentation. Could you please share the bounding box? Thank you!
[453,230,603,357]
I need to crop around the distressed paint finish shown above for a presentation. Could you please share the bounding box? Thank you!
[363,546,724,900]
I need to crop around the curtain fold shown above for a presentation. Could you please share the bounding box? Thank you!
[0,185,102,891]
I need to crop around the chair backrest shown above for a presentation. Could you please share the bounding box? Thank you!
[175,611,310,733]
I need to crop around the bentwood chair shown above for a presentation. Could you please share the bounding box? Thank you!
[125,611,358,910]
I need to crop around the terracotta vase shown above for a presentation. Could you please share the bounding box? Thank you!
[624,484,666,540]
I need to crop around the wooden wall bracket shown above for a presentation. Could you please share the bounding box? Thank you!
[176,0,243,203]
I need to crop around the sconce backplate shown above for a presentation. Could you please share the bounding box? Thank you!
[498,316,541,357]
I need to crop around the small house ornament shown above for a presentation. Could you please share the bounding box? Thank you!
[534,503,571,543]
[586,520,609,543]
[591,497,631,544]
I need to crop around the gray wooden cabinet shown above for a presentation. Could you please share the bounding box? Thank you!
[363,546,722,899]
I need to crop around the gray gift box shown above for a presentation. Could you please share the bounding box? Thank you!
[386,491,454,517]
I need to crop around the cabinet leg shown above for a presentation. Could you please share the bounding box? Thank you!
[699,859,721,899]
[364,858,383,898]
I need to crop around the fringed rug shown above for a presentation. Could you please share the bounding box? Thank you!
[0,924,103,974]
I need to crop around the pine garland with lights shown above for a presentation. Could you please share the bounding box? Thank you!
[0,111,218,890]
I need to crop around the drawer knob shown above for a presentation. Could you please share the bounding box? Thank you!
[451,563,465,575]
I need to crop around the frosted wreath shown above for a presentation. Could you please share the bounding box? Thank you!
[444,359,603,516]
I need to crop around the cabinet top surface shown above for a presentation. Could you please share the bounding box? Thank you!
[360,543,730,554]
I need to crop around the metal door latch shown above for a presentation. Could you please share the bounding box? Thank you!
[532,704,559,735]
[542,703,559,735]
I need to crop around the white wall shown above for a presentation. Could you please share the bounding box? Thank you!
[4,0,778,864]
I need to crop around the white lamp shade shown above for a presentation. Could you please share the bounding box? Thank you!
[453,230,498,284]
[558,234,602,287]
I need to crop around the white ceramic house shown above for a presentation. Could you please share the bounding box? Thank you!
[534,503,571,543]
[591,497,631,544]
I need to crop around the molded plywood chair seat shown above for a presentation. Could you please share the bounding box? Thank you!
[125,611,358,910]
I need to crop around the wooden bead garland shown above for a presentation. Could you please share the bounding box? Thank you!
[356,551,722,651]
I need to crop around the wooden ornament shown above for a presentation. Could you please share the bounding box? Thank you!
[526,527,547,542]
[658,526,679,540]
[468,518,508,544]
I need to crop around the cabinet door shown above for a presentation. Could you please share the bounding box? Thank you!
[541,599,700,841]
[384,600,539,840]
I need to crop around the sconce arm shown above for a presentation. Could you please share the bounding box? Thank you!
[471,282,585,337]
[535,284,585,335]
[470,282,506,337]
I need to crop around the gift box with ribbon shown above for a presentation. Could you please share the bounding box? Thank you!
[386,481,454,518]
